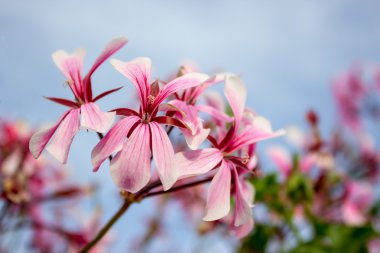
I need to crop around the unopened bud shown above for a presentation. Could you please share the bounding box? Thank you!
[306,110,318,125]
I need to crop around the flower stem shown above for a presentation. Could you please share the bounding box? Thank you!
[144,176,214,198]
[79,176,213,252]
[79,199,133,253]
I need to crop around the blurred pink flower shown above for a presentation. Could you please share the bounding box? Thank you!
[332,67,366,132]
[341,181,373,226]
[267,146,316,179]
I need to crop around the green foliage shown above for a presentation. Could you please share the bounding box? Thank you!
[291,220,376,253]
[240,158,379,253]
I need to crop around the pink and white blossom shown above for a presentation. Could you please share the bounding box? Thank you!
[175,75,285,234]
[29,37,128,163]
[92,57,209,192]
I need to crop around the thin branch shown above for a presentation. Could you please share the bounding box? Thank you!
[79,199,132,253]
[144,176,213,198]
[79,176,213,252]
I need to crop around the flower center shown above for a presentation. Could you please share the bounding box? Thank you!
[141,112,150,123]
[147,95,155,105]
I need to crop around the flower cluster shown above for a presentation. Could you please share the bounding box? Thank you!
[0,119,108,253]
[239,64,380,252]
[29,37,284,239]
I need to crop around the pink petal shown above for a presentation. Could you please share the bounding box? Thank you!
[224,75,247,129]
[150,122,177,190]
[110,57,151,108]
[46,109,81,163]
[84,37,128,101]
[153,72,209,109]
[342,203,366,226]
[176,148,223,178]
[86,37,128,80]
[232,167,253,226]
[267,147,292,178]
[196,105,234,122]
[91,116,140,171]
[158,103,185,115]
[189,73,225,102]
[203,160,231,221]
[241,180,255,205]
[29,111,71,159]
[80,102,115,133]
[169,100,198,133]
[52,49,85,99]
[183,127,210,150]
[228,116,286,153]
[300,154,316,173]
[169,100,210,149]
[110,123,151,193]
[233,218,254,239]
[204,90,225,112]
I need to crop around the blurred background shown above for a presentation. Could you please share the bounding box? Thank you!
[1,1,380,252]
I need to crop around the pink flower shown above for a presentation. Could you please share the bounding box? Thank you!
[91,57,209,192]
[341,181,373,226]
[166,70,232,150]
[29,37,128,163]
[267,146,316,179]
[175,75,285,234]
[332,67,366,132]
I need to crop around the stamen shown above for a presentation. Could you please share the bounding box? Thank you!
[147,95,155,105]
[241,154,250,164]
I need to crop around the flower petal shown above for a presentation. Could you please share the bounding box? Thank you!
[110,123,151,193]
[342,203,366,226]
[300,154,317,173]
[86,37,128,80]
[233,217,254,239]
[110,57,151,108]
[52,49,85,99]
[150,122,177,190]
[153,72,209,109]
[227,116,286,153]
[29,111,71,159]
[183,127,210,150]
[232,166,253,227]
[91,116,140,172]
[176,148,223,178]
[267,146,292,178]
[224,75,247,129]
[84,37,128,101]
[189,73,226,102]
[204,90,225,112]
[196,105,234,123]
[203,160,231,221]
[169,100,210,149]
[46,109,81,163]
[80,102,115,133]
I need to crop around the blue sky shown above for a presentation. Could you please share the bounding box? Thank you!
[1,1,380,252]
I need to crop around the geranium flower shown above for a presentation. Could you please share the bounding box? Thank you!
[175,75,285,234]
[91,57,209,192]
[164,66,233,150]
[29,37,128,163]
